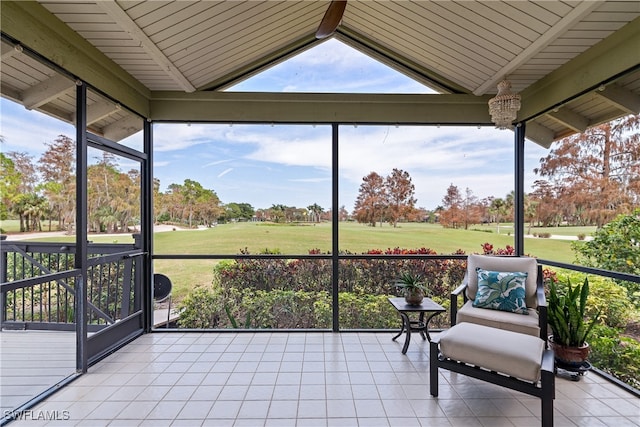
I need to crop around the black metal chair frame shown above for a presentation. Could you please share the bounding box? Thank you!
[430,340,556,427]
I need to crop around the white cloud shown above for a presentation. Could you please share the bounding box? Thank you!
[1,99,75,154]
[289,177,331,183]
[203,159,232,167]
[229,39,434,94]
[152,123,230,152]
[217,168,233,178]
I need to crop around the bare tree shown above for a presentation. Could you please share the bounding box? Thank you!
[535,115,640,226]
[353,172,386,227]
[439,184,463,229]
[385,168,416,228]
[38,135,75,232]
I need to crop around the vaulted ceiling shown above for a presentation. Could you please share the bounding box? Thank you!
[1,1,639,147]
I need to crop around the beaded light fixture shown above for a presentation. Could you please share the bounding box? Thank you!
[488,79,521,129]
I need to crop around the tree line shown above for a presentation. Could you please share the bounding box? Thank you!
[0,136,344,232]
[436,116,639,230]
[1,115,637,233]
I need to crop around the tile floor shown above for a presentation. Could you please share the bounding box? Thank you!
[6,332,639,426]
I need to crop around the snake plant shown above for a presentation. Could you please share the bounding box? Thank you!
[548,277,600,347]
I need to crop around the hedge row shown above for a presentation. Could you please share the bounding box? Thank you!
[178,248,465,329]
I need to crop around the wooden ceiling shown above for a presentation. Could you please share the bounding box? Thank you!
[1,1,639,146]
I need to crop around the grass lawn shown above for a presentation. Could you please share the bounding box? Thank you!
[152,222,580,300]
[6,221,584,301]
[0,219,63,233]
[151,222,578,260]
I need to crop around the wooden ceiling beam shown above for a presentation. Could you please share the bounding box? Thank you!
[546,108,589,133]
[22,74,74,110]
[70,100,121,125]
[524,122,555,149]
[150,91,492,125]
[596,84,640,115]
[520,17,640,121]
[1,1,150,116]
[103,115,143,142]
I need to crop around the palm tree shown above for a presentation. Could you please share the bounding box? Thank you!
[489,198,507,234]
[13,193,47,232]
[307,203,324,223]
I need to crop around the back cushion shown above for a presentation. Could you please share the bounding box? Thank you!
[465,254,538,308]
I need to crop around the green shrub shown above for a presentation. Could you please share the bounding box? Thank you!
[181,247,472,330]
[242,289,331,329]
[549,270,639,390]
[339,292,397,329]
[214,248,464,301]
[555,272,633,328]
[589,324,640,390]
[177,285,225,328]
[572,209,640,307]
[177,286,401,329]
[588,278,633,328]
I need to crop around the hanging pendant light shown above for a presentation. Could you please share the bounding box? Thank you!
[488,79,521,130]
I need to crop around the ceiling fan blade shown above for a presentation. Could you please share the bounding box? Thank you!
[315,0,347,39]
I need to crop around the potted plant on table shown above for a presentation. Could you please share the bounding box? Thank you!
[395,272,428,305]
[547,277,600,367]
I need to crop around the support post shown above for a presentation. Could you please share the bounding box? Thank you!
[331,123,339,332]
[142,120,153,332]
[514,122,526,256]
[75,81,88,373]
[0,235,7,329]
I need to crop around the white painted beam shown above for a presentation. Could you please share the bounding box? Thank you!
[21,74,74,110]
[473,1,604,96]
[96,1,196,93]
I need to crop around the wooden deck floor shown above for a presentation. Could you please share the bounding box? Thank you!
[153,307,181,328]
[1,307,177,413]
[0,330,76,414]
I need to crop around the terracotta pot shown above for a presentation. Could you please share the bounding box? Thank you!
[404,289,424,305]
[549,336,590,367]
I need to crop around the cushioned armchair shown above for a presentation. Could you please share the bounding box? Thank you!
[450,254,547,341]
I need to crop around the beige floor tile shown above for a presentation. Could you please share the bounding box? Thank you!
[2,332,637,427]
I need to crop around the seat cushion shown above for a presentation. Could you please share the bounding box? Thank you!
[439,322,545,382]
[457,300,540,337]
[466,254,539,308]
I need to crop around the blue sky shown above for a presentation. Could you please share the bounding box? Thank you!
[1,39,548,211]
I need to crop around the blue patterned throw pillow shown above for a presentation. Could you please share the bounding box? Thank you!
[472,268,529,315]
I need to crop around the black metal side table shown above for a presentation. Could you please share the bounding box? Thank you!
[388,297,446,354]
